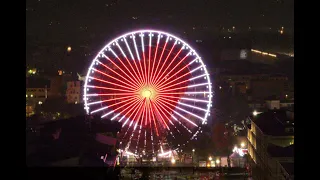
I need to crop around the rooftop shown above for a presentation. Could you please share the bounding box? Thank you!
[268,144,294,158]
[26,77,51,88]
[250,110,294,136]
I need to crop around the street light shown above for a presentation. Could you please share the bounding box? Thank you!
[241,142,245,148]
[171,158,176,164]
[216,159,220,164]
[67,46,72,52]
[192,149,195,152]
[209,156,212,161]
[252,110,258,116]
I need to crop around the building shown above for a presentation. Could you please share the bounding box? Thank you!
[215,74,290,98]
[246,109,294,180]
[66,81,82,104]
[26,77,51,116]
[249,75,289,100]
[249,99,294,111]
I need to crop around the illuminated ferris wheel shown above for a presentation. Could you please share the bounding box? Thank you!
[83,29,212,155]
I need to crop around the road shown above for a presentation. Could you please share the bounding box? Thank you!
[120,166,251,180]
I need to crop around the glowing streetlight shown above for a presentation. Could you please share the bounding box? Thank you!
[192,149,195,152]
[171,158,176,164]
[216,159,220,164]
[38,101,43,105]
[285,94,288,98]
[67,46,72,52]
[26,94,28,98]
[209,156,212,161]
[241,142,245,148]
[253,110,258,116]
[30,94,33,98]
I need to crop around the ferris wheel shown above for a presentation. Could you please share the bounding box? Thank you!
[83,29,212,155]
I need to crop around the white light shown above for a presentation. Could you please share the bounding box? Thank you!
[132,33,141,60]
[216,159,220,164]
[241,142,245,148]
[171,158,176,164]
[209,156,212,161]
[38,101,42,105]
[30,94,33,98]
[91,106,108,114]
[253,110,258,116]
[192,149,195,152]
[123,37,135,60]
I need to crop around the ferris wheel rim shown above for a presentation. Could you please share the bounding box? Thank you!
[84,29,212,121]
[83,29,213,153]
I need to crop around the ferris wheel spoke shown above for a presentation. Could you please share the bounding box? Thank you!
[98,96,140,116]
[131,33,146,84]
[153,100,186,135]
[122,98,145,127]
[111,98,143,121]
[159,91,211,95]
[153,46,185,86]
[158,94,210,103]
[116,98,144,125]
[150,33,161,86]
[155,99,192,134]
[122,99,146,142]
[158,96,208,112]
[171,115,192,134]
[87,76,137,91]
[101,53,141,88]
[116,41,143,85]
[153,100,178,129]
[101,96,141,119]
[151,36,169,85]
[156,58,199,89]
[148,33,152,85]
[86,85,135,93]
[152,101,179,142]
[86,93,135,106]
[149,101,159,136]
[108,47,142,87]
[95,60,140,89]
[150,100,170,130]
[157,67,205,91]
[168,99,205,122]
[88,93,139,114]
[159,99,198,127]
[152,39,177,85]
[156,98,198,127]
[91,68,139,90]
[159,81,210,92]
[154,52,193,87]
[159,98,205,122]
[140,33,148,85]
[123,37,144,84]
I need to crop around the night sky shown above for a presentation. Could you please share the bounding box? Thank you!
[26,0,294,73]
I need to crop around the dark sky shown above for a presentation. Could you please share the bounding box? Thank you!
[26,0,293,72]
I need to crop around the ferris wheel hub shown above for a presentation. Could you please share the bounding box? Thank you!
[142,90,152,98]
